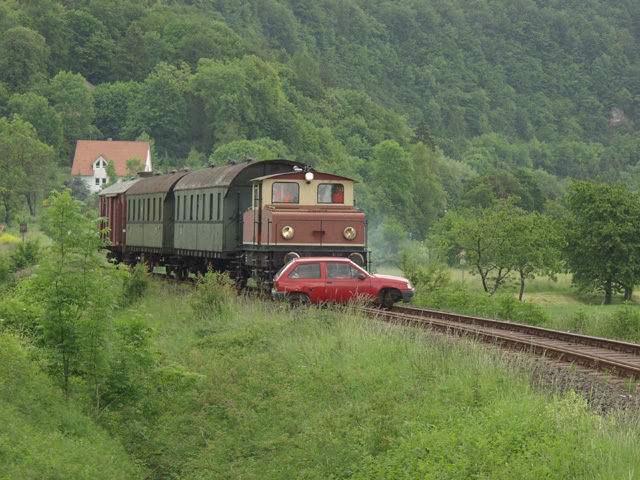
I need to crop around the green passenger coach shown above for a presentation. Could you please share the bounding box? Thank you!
[125,171,187,254]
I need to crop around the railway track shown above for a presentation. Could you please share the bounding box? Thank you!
[362,304,640,387]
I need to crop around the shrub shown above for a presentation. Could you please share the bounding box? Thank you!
[121,263,150,306]
[190,269,235,318]
[604,304,640,342]
[399,251,450,294]
[0,233,20,245]
[10,238,40,269]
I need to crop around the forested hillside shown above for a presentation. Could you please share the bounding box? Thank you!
[2,0,640,239]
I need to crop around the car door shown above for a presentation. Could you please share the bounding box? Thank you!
[325,262,372,303]
[285,262,325,302]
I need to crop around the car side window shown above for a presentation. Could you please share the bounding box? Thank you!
[327,263,359,279]
[288,263,321,279]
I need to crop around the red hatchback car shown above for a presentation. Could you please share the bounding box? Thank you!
[271,257,414,307]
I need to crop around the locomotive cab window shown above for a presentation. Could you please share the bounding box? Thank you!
[272,182,299,203]
[318,184,344,204]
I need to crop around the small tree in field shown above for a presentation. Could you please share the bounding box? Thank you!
[30,190,122,405]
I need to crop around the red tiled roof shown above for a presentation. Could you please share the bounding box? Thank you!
[71,140,150,176]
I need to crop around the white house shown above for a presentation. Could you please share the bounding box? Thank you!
[71,139,152,193]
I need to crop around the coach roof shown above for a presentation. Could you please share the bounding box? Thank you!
[98,178,140,197]
[127,171,188,196]
[173,159,304,191]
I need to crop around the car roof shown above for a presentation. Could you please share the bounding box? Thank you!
[289,257,354,264]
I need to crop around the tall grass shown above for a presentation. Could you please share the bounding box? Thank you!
[108,284,640,479]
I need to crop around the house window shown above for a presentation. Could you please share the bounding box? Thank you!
[102,178,107,184]
[95,178,100,185]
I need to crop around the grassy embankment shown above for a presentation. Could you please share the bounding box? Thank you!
[93,279,640,479]
[3,240,640,478]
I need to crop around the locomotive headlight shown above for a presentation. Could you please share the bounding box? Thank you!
[343,227,357,240]
[282,226,295,239]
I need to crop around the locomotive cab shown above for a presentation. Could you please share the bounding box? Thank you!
[242,169,367,281]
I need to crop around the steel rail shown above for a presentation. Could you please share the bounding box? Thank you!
[362,306,640,382]
[393,305,640,356]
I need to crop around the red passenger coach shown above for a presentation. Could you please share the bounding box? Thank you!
[98,179,139,256]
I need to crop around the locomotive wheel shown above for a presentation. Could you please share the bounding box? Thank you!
[177,268,189,281]
[235,277,248,291]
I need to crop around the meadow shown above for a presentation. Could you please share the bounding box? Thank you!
[91,276,640,479]
[3,232,640,478]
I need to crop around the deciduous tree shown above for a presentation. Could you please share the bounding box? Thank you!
[564,179,640,304]
[0,117,55,222]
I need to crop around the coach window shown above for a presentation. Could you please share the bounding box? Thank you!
[183,195,187,221]
[158,197,162,221]
[272,182,299,203]
[152,198,156,221]
[217,192,222,220]
[196,195,200,220]
[209,194,214,220]
[138,199,142,221]
[318,184,344,204]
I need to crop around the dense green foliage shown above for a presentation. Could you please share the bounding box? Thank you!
[2,0,640,243]
[2,2,640,296]
[564,179,640,304]
[0,334,140,479]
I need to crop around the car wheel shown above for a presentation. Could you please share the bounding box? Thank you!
[378,289,395,310]
[288,292,310,306]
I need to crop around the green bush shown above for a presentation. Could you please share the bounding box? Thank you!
[10,238,40,270]
[0,333,142,479]
[415,282,549,326]
[604,304,640,342]
[399,251,450,295]
[190,269,235,318]
[121,263,150,306]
